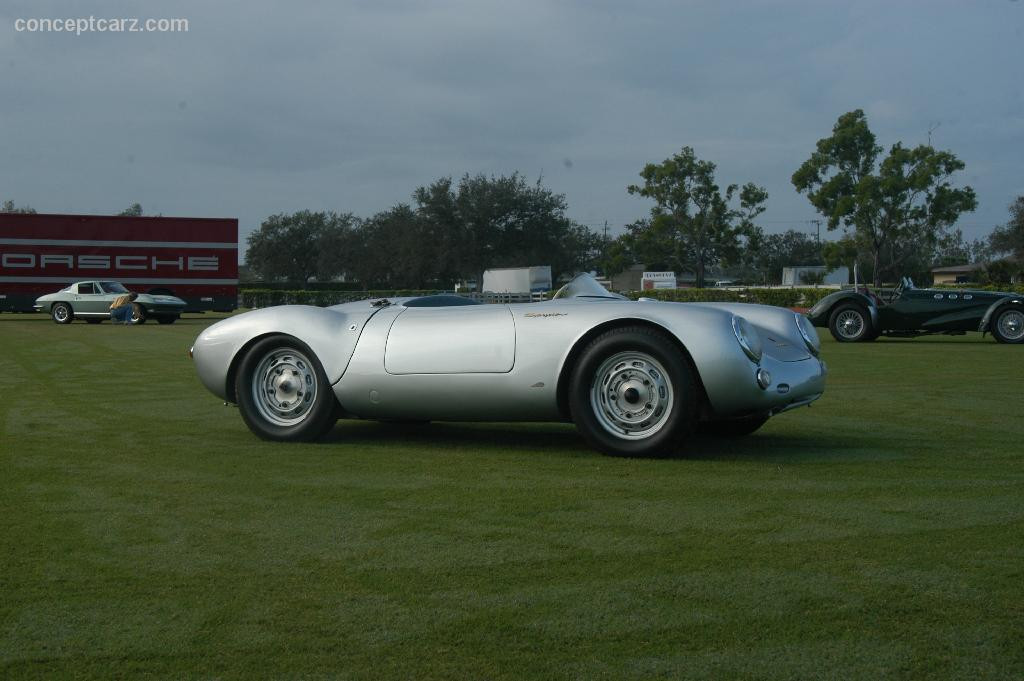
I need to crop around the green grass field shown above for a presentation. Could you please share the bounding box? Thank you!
[2,313,1022,679]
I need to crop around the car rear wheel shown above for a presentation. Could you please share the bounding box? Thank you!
[131,305,146,325]
[828,304,873,342]
[52,303,73,324]
[234,334,338,441]
[992,307,1024,344]
[569,326,696,457]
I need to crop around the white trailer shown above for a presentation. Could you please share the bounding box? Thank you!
[482,266,553,293]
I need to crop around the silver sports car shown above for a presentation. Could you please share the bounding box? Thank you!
[34,280,187,324]
[191,274,827,456]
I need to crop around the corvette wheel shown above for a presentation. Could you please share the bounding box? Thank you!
[131,305,146,325]
[699,413,770,437]
[52,303,73,324]
[828,304,872,342]
[235,334,338,441]
[992,308,1024,344]
[569,326,696,457]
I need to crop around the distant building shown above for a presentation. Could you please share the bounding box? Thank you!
[931,263,983,285]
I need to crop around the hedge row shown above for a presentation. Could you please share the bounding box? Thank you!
[622,287,834,308]
[933,283,1024,294]
[240,287,836,309]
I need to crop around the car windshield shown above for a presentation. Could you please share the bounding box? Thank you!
[552,273,625,300]
[100,282,128,293]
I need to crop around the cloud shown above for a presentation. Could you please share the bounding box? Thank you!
[1,0,1021,246]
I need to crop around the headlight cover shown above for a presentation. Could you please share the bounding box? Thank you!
[731,315,763,363]
[795,313,821,356]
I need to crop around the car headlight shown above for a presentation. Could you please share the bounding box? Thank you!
[795,313,821,356]
[731,315,762,363]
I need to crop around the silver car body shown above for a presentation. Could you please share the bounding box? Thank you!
[193,276,826,424]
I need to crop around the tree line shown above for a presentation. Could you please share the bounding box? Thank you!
[243,173,603,288]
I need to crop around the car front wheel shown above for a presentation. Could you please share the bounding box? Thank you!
[52,303,73,324]
[828,304,873,342]
[569,326,696,457]
[992,307,1024,344]
[234,334,338,441]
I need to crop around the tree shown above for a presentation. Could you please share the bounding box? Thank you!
[412,172,599,287]
[346,204,434,289]
[1,200,36,214]
[246,211,355,283]
[988,196,1024,260]
[623,147,767,287]
[118,203,144,216]
[933,228,990,267]
[793,110,977,286]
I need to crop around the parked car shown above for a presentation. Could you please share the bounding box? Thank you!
[191,274,827,457]
[33,281,187,324]
[808,276,1024,344]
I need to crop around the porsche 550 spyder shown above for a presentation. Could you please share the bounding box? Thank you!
[808,276,1024,344]
[191,274,827,457]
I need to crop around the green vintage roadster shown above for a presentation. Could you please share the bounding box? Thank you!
[808,277,1024,344]
[33,281,186,325]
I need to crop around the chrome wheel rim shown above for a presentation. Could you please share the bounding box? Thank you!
[997,309,1024,341]
[835,310,864,339]
[53,305,69,322]
[251,348,318,426]
[590,351,674,440]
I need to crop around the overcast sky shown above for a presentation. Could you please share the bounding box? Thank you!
[2,0,1022,253]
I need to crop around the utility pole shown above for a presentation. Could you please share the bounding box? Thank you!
[810,219,821,244]
[927,121,941,147]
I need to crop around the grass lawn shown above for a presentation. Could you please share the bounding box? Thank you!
[2,312,1022,679]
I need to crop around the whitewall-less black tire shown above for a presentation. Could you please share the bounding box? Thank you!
[234,334,338,441]
[991,307,1024,344]
[568,326,696,457]
[52,303,73,324]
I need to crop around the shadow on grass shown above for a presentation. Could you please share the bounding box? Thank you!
[318,419,870,464]
[684,431,881,462]
[319,420,593,455]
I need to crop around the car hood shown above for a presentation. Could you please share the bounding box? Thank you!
[137,294,186,305]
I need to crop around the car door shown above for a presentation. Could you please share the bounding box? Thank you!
[881,287,957,331]
[384,305,516,374]
[73,282,107,315]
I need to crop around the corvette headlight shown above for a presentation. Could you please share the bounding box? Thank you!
[795,313,821,356]
[731,315,762,363]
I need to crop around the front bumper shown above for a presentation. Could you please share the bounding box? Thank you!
[702,353,827,419]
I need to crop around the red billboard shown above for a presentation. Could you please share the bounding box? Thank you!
[0,213,238,312]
